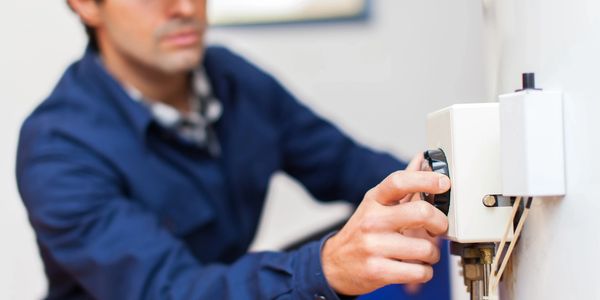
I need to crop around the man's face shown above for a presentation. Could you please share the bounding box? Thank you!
[96,0,207,74]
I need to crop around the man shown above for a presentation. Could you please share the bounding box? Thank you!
[16,0,451,299]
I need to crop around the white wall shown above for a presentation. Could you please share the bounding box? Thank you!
[0,0,485,298]
[483,0,600,299]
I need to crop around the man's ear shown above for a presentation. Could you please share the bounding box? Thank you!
[67,0,102,28]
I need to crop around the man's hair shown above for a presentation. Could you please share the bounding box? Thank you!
[67,0,102,50]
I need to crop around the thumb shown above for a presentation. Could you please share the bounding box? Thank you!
[367,171,451,206]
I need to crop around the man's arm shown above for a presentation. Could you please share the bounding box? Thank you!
[16,134,339,300]
[261,63,452,296]
[17,128,449,299]
[266,78,451,295]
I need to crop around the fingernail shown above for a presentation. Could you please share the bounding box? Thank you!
[438,176,450,190]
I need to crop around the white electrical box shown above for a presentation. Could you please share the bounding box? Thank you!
[426,103,514,243]
[499,90,566,196]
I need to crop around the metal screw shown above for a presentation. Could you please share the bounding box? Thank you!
[482,195,497,207]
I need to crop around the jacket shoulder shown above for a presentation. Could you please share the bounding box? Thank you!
[203,45,274,81]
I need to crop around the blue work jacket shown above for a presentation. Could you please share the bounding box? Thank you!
[16,46,446,300]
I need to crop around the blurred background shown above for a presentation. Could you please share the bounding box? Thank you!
[0,0,487,298]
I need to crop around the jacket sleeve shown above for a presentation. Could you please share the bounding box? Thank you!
[272,79,408,205]
[16,131,341,300]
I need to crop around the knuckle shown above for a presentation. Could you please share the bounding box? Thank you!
[415,201,434,220]
[390,171,404,188]
[361,235,378,255]
[440,217,449,232]
[364,188,377,202]
[359,216,380,233]
[364,258,384,282]
[418,241,432,256]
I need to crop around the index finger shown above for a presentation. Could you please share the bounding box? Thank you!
[367,171,451,206]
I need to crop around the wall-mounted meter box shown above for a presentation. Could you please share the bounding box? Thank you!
[426,103,514,243]
[499,90,565,197]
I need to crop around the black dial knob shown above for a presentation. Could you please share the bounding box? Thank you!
[421,149,451,215]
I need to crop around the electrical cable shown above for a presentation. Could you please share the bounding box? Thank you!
[489,196,521,280]
[489,197,534,293]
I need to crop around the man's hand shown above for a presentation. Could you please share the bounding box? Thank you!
[321,168,451,296]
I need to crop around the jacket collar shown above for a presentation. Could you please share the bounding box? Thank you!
[78,45,154,140]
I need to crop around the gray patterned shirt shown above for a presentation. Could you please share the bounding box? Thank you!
[127,68,223,156]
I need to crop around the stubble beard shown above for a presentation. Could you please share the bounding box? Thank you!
[153,46,204,74]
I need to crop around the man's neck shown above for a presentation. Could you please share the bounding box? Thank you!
[99,47,192,113]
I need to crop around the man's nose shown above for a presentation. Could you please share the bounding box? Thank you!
[169,0,196,18]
